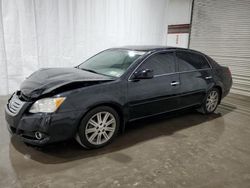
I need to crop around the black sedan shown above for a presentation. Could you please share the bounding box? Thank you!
[5,46,232,149]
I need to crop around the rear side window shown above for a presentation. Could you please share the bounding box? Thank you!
[176,51,210,71]
[139,52,176,75]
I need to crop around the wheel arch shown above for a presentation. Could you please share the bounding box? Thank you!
[78,101,126,133]
[213,85,223,104]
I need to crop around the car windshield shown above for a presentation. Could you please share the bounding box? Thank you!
[78,49,146,77]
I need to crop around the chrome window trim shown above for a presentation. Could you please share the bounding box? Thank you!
[128,49,212,81]
[153,68,212,78]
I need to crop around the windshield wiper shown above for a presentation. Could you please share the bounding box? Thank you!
[78,67,116,78]
[80,68,99,74]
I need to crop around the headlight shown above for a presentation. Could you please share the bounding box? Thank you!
[29,97,66,113]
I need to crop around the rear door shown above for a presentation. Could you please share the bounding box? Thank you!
[127,51,181,120]
[176,50,213,107]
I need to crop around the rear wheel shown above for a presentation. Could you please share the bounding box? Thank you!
[76,106,120,149]
[200,88,220,114]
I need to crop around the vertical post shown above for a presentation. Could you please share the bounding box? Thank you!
[188,0,195,48]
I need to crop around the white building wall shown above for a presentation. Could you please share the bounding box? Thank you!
[0,0,169,95]
[167,0,193,25]
[167,0,193,48]
[167,33,189,48]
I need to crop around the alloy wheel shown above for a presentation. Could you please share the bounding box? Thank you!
[85,111,116,145]
[206,90,219,112]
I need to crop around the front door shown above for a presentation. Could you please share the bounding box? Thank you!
[127,51,181,120]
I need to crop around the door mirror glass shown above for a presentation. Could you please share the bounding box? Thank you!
[133,69,154,80]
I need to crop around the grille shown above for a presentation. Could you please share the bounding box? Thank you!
[8,94,25,115]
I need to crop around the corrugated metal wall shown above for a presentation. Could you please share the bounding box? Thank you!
[190,0,250,96]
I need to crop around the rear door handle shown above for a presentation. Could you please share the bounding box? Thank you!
[171,81,180,86]
[205,76,212,80]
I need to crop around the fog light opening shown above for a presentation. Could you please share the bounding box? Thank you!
[35,132,43,140]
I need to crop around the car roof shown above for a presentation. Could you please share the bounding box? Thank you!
[111,45,187,52]
[110,46,209,58]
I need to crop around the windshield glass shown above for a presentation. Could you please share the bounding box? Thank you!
[78,49,145,77]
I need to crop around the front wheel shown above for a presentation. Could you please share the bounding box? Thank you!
[76,106,120,149]
[200,88,220,114]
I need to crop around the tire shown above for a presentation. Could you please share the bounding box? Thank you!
[199,88,220,114]
[76,106,120,149]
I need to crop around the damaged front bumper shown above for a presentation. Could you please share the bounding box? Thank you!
[5,93,81,146]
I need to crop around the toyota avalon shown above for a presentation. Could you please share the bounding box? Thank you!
[5,46,232,149]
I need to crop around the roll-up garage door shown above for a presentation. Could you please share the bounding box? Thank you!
[190,0,250,96]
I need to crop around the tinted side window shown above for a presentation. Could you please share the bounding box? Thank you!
[139,52,175,75]
[176,51,210,71]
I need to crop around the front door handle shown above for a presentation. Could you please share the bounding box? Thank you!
[171,81,180,86]
[205,76,212,80]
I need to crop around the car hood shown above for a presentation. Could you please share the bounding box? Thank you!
[20,68,115,99]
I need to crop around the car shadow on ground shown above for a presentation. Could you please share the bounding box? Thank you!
[10,105,236,164]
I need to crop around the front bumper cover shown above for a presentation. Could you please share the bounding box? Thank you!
[5,93,82,146]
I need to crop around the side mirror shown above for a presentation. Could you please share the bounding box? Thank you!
[133,69,154,80]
